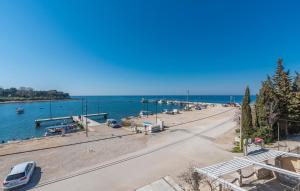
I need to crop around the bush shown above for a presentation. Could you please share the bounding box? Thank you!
[232,146,242,153]
[252,126,273,144]
[235,128,240,133]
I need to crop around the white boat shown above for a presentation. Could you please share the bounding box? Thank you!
[16,107,24,114]
[139,110,152,117]
[166,100,173,105]
[158,99,166,104]
[140,98,148,103]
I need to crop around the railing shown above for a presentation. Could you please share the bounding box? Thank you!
[281,182,300,191]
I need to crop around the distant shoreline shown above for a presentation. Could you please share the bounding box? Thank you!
[0,98,78,104]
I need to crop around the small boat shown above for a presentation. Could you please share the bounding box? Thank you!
[139,110,152,117]
[148,99,158,103]
[158,99,166,104]
[16,107,24,114]
[167,100,173,105]
[140,98,148,103]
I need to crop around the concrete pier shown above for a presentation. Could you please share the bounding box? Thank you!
[72,115,102,131]
[35,113,108,127]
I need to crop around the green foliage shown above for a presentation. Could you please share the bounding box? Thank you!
[273,59,292,119]
[292,72,300,92]
[289,93,300,118]
[0,87,69,101]
[232,146,243,153]
[253,58,299,142]
[251,126,273,144]
[241,86,253,138]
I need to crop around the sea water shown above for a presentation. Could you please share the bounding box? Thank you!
[0,95,253,142]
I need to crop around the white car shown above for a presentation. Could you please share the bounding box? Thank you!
[3,161,36,190]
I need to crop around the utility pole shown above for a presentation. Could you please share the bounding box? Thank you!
[187,90,190,110]
[155,101,158,124]
[97,97,100,114]
[85,98,88,137]
[277,122,280,151]
[81,98,84,122]
[146,102,149,117]
[239,115,242,151]
[49,97,52,119]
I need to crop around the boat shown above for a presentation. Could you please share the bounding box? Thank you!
[158,99,166,104]
[166,100,173,105]
[139,110,153,117]
[44,124,76,136]
[148,99,158,103]
[140,98,148,103]
[16,107,24,114]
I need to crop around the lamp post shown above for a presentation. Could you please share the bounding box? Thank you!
[147,102,149,118]
[155,101,158,124]
[277,122,280,151]
[81,98,84,122]
[97,97,100,114]
[187,89,190,110]
[49,97,52,119]
[239,115,242,151]
[85,98,88,137]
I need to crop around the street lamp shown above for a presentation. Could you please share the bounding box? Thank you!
[155,101,158,123]
[85,98,88,137]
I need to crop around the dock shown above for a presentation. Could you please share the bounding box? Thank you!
[35,113,108,127]
[72,115,102,131]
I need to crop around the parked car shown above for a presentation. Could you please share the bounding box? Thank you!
[3,161,36,190]
[106,119,121,128]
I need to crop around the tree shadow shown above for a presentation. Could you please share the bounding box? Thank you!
[9,166,42,191]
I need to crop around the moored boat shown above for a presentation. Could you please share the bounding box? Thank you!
[140,98,148,103]
[16,107,24,114]
[158,99,166,104]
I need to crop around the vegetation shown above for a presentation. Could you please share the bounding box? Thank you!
[243,58,300,143]
[241,86,253,138]
[0,87,70,102]
[178,164,218,191]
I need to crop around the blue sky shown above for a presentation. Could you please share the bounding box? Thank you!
[0,0,299,95]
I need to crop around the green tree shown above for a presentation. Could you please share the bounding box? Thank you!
[292,72,300,92]
[241,86,253,138]
[272,58,292,120]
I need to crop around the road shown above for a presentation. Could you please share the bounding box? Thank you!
[31,108,238,191]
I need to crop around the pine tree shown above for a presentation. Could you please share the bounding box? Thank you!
[292,72,300,92]
[288,92,300,133]
[241,86,253,138]
[272,58,292,120]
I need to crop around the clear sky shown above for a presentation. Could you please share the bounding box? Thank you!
[0,0,299,95]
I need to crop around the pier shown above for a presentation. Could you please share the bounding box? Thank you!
[35,113,108,127]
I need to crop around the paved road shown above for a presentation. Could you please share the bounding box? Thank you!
[32,110,238,191]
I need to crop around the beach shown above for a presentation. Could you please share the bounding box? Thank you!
[0,105,240,191]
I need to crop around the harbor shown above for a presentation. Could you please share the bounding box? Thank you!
[0,95,247,142]
[1,104,298,190]
[0,105,239,189]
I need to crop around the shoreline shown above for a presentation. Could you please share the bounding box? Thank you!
[0,102,227,143]
[0,98,79,104]
[0,106,238,189]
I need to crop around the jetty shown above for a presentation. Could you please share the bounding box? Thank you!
[72,115,103,130]
[35,113,108,127]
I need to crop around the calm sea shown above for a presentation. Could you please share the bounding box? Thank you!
[0,95,253,142]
